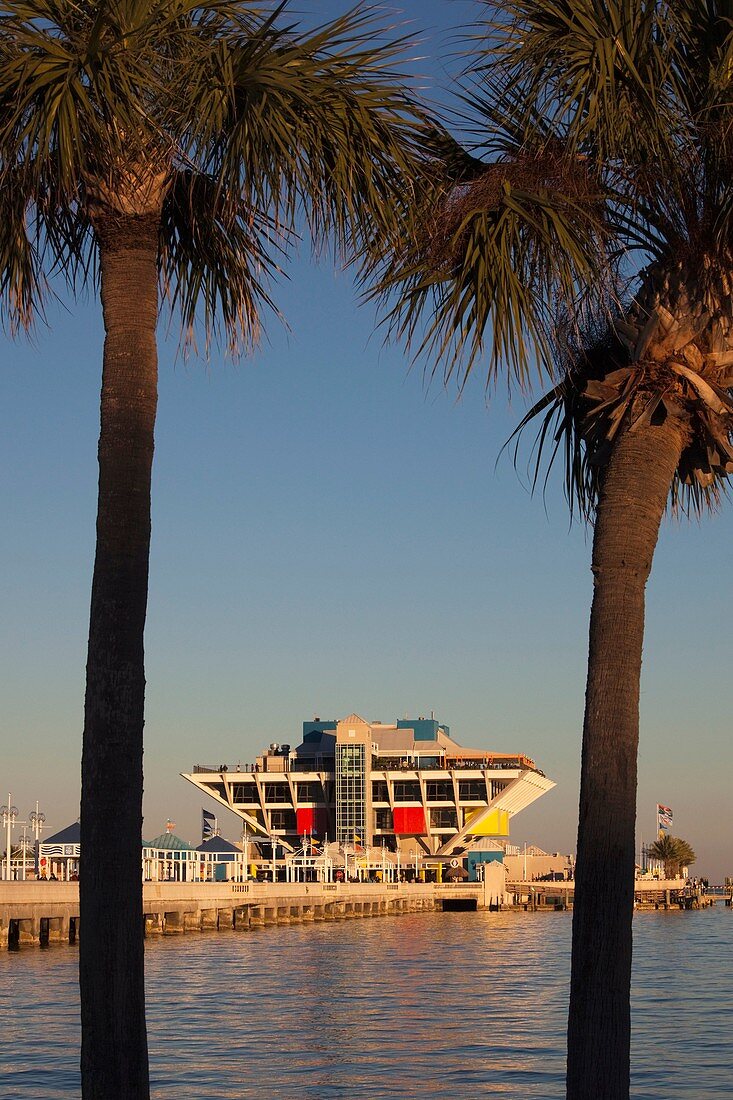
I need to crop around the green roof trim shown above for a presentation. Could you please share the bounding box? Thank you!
[146,833,193,851]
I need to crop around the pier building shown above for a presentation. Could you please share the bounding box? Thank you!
[181,713,554,857]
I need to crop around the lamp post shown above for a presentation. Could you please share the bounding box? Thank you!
[29,802,46,843]
[17,824,34,881]
[242,826,249,882]
[29,802,46,881]
[1,796,19,881]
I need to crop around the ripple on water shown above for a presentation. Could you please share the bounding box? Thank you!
[1,907,731,1098]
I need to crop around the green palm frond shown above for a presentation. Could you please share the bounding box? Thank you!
[0,0,428,345]
[0,166,42,330]
[471,0,680,161]
[376,135,610,391]
[159,167,282,355]
[376,1,733,518]
[202,5,429,264]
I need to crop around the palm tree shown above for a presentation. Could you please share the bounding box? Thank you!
[647,835,696,879]
[376,3,733,1098]
[0,3,426,1096]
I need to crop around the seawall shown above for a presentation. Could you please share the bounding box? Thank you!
[0,879,503,948]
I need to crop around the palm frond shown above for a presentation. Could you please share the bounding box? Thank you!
[159,167,282,355]
[375,137,610,392]
[0,165,43,331]
[0,0,428,349]
[200,5,430,265]
[470,0,681,162]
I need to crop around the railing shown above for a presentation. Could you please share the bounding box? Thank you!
[192,764,257,774]
[191,758,544,777]
[370,758,534,773]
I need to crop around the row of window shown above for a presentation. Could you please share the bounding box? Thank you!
[268,807,493,833]
[231,783,324,804]
[230,778,509,805]
[373,809,459,830]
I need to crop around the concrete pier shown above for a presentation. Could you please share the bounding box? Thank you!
[0,878,500,948]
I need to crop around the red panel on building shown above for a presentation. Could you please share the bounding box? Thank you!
[296,807,328,836]
[393,806,426,835]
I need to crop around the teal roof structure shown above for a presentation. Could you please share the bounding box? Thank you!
[145,833,192,851]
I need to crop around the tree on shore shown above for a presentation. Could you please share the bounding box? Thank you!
[0,3,426,1096]
[648,836,697,879]
[375,3,733,1098]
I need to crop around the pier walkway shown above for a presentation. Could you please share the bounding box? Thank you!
[0,878,502,948]
[505,878,728,910]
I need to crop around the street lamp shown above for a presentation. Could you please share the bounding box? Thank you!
[17,824,34,881]
[1,796,19,881]
[29,802,46,842]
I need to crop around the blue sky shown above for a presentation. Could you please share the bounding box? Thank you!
[1,1,731,878]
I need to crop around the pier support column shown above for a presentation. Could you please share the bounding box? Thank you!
[164,911,184,934]
[234,907,251,931]
[201,908,217,930]
[144,912,164,935]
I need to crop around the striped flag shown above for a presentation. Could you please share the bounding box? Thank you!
[656,804,673,835]
[202,808,216,841]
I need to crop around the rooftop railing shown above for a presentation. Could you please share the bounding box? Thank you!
[191,763,257,774]
[191,757,544,777]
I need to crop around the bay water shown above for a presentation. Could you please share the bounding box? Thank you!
[1,907,731,1098]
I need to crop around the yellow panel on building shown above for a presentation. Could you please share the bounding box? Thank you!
[464,808,510,837]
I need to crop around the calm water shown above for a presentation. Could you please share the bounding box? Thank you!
[1,908,731,1098]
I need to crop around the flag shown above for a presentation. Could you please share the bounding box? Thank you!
[656,804,673,836]
[202,808,216,841]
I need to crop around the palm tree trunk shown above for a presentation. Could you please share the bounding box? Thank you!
[80,214,159,1100]
[566,415,687,1100]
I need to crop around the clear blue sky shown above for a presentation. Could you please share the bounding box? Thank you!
[1,2,731,878]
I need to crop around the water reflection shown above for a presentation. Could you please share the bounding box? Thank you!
[1,909,730,1097]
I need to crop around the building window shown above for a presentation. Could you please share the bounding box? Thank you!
[375,809,393,831]
[264,783,290,804]
[269,810,296,831]
[458,780,487,802]
[426,781,452,802]
[430,808,458,830]
[336,743,366,846]
[372,781,389,803]
[490,780,508,800]
[231,784,257,804]
[297,782,321,803]
[393,781,421,802]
